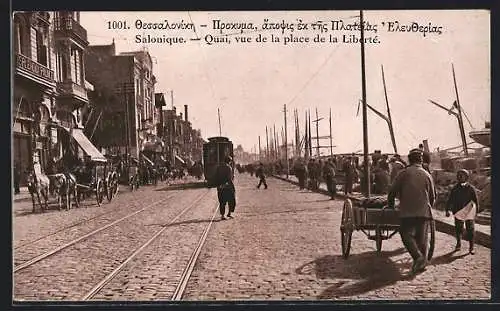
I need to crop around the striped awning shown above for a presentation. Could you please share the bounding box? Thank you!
[70,128,107,162]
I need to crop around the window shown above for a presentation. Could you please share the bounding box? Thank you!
[36,31,47,66]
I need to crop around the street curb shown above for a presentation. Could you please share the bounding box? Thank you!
[272,175,491,249]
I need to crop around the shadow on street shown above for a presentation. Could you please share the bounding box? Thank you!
[295,248,411,299]
[429,250,469,266]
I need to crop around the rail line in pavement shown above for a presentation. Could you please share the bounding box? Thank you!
[13,189,172,251]
[13,193,179,273]
[171,202,219,301]
[81,189,213,300]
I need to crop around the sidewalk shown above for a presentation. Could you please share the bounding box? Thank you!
[273,174,491,248]
[13,187,32,203]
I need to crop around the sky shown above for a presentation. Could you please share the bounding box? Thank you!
[80,10,490,155]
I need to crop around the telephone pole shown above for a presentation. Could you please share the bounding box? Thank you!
[217,108,222,136]
[266,126,269,161]
[258,135,261,160]
[313,108,324,157]
[360,10,371,197]
[329,108,333,157]
[283,104,289,177]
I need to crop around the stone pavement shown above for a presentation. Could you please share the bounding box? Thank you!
[183,174,491,300]
[273,174,491,248]
[12,174,491,301]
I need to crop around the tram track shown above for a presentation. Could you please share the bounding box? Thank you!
[14,188,214,301]
[82,190,215,300]
[171,204,219,301]
[13,189,172,251]
[13,191,182,273]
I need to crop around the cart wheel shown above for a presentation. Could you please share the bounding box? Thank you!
[375,226,383,253]
[112,176,119,198]
[340,198,354,259]
[106,178,113,202]
[427,219,436,261]
[96,179,104,206]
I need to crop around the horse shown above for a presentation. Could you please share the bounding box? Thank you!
[49,173,79,211]
[26,170,50,213]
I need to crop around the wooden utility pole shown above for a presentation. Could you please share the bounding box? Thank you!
[266,126,269,161]
[315,108,320,157]
[258,135,261,160]
[124,84,131,159]
[169,90,174,164]
[284,104,289,177]
[329,108,333,157]
[217,108,222,136]
[274,124,279,159]
[304,110,308,159]
[360,10,371,197]
[308,110,312,158]
[452,64,469,156]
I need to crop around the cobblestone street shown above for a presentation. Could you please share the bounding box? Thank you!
[12,174,491,301]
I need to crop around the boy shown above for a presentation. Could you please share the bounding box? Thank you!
[445,169,478,255]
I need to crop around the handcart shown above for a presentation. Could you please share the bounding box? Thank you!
[340,196,435,259]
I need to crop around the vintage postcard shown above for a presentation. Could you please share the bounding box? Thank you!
[12,10,491,302]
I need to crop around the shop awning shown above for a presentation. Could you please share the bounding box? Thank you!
[175,155,185,165]
[71,129,107,162]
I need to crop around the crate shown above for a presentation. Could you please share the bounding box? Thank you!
[354,206,400,226]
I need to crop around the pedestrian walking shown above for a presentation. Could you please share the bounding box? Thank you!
[323,158,336,199]
[14,161,20,194]
[388,148,436,275]
[215,156,236,220]
[256,162,268,189]
[445,169,479,255]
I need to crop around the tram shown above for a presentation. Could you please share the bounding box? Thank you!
[202,136,234,187]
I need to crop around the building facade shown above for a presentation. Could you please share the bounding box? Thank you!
[160,105,205,166]
[85,44,158,158]
[12,11,95,185]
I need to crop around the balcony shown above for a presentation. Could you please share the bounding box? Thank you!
[15,53,55,87]
[54,17,88,46]
[57,81,89,105]
[35,12,51,25]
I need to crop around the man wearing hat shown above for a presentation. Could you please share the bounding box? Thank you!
[389,154,406,184]
[388,148,436,274]
[215,156,236,220]
[256,162,268,189]
[445,169,478,254]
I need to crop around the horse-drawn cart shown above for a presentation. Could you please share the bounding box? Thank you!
[74,159,108,207]
[340,196,435,259]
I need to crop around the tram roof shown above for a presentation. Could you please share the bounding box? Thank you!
[206,136,231,142]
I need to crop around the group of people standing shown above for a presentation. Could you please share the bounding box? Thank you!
[213,146,479,275]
